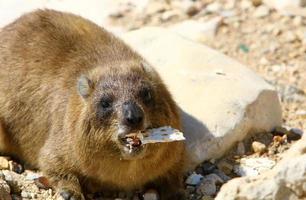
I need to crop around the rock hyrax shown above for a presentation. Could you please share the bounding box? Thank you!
[0,9,186,200]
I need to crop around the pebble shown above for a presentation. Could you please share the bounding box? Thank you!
[293,16,303,26]
[185,5,199,16]
[196,179,216,196]
[0,157,9,170]
[145,2,166,15]
[240,0,253,10]
[196,174,223,196]
[284,31,297,43]
[213,169,231,182]
[287,128,303,140]
[259,57,269,65]
[253,5,270,17]
[252,0,262,6]
[273,126,288,136]
[252,141,267,154]
[185,173,203,186]
[236,141,246,155]
[8,161,23,174]
[206,2,222,13]
[21,191,30,198]
[202,161,217,175]
[143,189,159,200]
[217,160,233,175]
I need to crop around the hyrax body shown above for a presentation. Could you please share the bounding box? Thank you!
[0,9,185,199]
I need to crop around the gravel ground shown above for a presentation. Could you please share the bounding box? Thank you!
[0,0,305,199]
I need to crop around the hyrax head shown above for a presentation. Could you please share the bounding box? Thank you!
[77,61,179,160]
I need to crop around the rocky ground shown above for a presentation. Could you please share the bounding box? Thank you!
[0,0,305,199]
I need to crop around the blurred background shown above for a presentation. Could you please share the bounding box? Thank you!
[0,0,305,131]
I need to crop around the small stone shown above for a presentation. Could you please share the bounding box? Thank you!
[293,16,303,26]
[202,161,217,175]
[21,191,30,198]
[238,44,250,53]
[195,166,204,174]
[185,173,203,186]
[206,2,222,13]
[143,189,159,200]
[213,169,231,182]
[146,2,166,15]
[252,0,262,6]
[205,174,224,184]
[287,128,303,140]
[196,174,223,196]
[240,0,253,10]
[273,126,288,136]
[186,5,199,16]
[236,142,245,155]
[161,10,179,21]
[253,5,270,17]
[252,141,266,154]
[284,31,297,43]
[217,160,233,175]
[0,157,9,170]
[8,161,23,174]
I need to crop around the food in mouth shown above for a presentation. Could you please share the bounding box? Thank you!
[121,126,185,152]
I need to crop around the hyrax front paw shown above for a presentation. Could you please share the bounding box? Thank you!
[58,189,85,200]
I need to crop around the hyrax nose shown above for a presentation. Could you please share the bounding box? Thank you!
[122,101,144,127]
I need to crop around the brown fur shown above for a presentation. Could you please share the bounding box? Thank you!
[0,9,185,199]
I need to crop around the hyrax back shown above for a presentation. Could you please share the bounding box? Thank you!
[0,9,186,200]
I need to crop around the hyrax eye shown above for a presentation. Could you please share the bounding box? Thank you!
[100,97,113,109]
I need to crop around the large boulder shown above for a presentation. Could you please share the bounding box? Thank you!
[216,134,306,200]
[121,27,282,168]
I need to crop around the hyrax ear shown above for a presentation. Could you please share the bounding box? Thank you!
[77,75,93,98]
[140,62,158,79]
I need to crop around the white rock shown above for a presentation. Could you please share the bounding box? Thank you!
[143,189,159,200]
[169,18,223,43]
[216,134,306,200]
[185,173,203,186]
[122,27,282,169]
[234,157,276,177]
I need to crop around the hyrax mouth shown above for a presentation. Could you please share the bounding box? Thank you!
[119,132,146,151]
